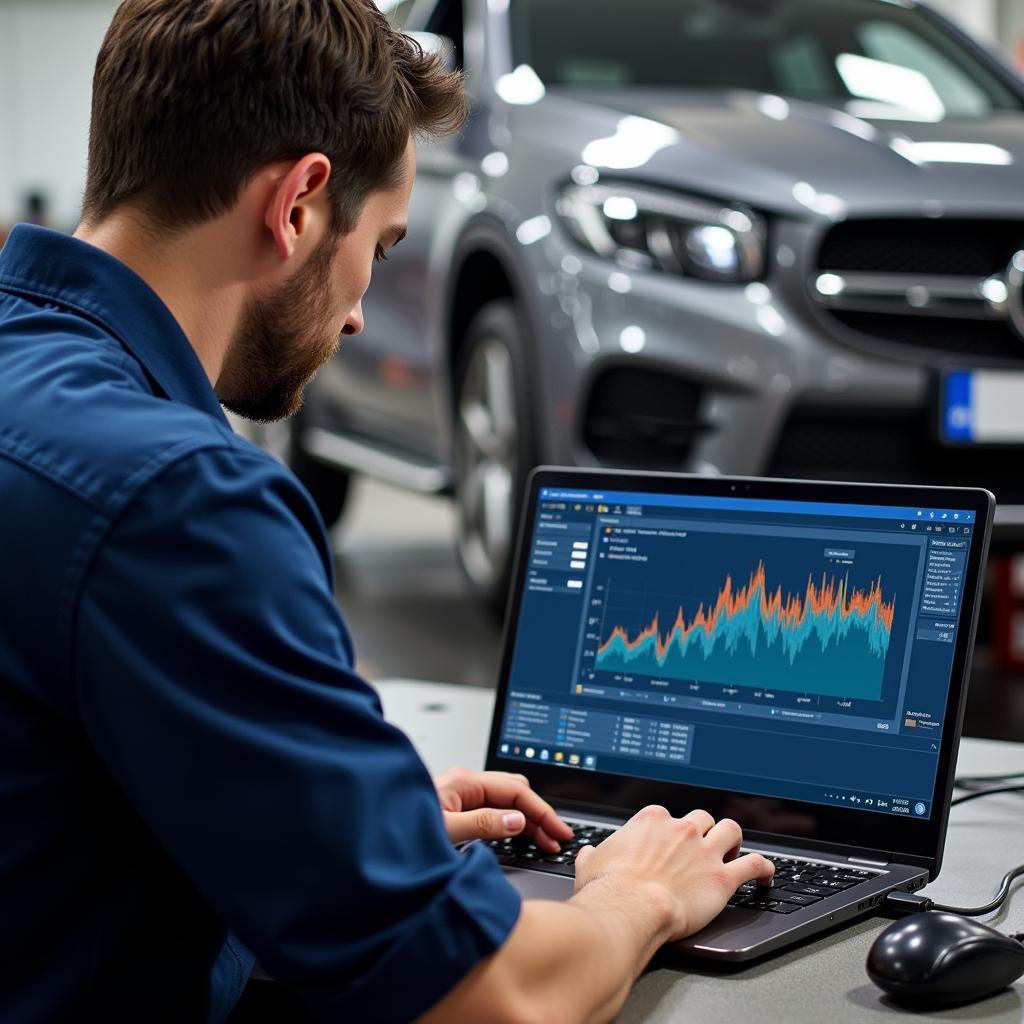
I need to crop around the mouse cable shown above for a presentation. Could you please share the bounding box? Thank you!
[885,785,1024,919]
[885,863,1024,918]
[949,784,1024,806]
[954,770,1024,792]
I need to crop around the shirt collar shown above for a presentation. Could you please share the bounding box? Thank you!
[0,224,229,426]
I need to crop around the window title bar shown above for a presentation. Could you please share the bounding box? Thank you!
[538,488,977,523]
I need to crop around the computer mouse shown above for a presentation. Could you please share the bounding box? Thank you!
[866,912,1024,1007]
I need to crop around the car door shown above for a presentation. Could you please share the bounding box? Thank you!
[312,0,474,464]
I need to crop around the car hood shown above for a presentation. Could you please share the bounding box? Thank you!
[509,89,1024,219]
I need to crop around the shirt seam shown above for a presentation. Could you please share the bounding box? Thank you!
[0,274,146,361]
[58,438,235,698]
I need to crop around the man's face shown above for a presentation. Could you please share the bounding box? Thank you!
[218,142,414,423]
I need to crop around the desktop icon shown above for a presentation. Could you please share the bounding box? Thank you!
[554,751,564,762]
[569,753,581,766]
[539,749,550,761]
[584,755,596,768]
[500,743,509,754]
[525,747,535,759]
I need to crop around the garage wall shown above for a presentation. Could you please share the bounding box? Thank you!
[0,0,119,228]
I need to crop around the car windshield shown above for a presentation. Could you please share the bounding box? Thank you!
[509,0,1022,121]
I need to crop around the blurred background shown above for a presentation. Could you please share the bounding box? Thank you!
[2,0,1023,231]
[5,0,1024,743]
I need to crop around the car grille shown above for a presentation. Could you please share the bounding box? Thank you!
[818,219,1024,277]
[769,404,1024,505]
[813,218,1024,362]
[828,313,1023,360]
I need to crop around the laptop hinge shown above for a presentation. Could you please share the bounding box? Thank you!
[849,856,890,867]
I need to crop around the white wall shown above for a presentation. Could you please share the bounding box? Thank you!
[926,0,998,46]
[0,0,119,229]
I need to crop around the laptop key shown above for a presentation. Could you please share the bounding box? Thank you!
[810,877,856,890]
[782,884,833,897]
[780,893,823,906]
[766,902,801,914]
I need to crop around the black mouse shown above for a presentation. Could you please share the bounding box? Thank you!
[867,912,1024,1007]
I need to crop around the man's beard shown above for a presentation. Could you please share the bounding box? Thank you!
[219,232,341,423]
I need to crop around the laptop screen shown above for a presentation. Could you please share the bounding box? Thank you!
[491,478,985,825]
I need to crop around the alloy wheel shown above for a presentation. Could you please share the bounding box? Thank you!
[455,336,520,591]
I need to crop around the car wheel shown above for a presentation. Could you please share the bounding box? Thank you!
[454,300,536,614]
[287,414,352,530]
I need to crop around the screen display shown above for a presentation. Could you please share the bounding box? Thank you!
[493,486,979,821]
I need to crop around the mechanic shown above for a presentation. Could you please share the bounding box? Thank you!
[0,1,773,1021]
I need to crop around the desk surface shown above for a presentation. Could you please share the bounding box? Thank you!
[376,680,1024,1023]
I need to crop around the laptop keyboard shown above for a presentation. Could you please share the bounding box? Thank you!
[485,820,876,914]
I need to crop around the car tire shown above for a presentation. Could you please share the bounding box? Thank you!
[287,414,352,531]
[453,299,537,616]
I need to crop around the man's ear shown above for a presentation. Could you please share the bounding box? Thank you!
[264,153,333,261]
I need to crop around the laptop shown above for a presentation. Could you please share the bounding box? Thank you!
[480,468,994,960]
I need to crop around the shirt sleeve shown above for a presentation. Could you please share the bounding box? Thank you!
[72,444,521,1023]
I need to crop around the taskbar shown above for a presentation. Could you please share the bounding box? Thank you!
[495,742,933,820]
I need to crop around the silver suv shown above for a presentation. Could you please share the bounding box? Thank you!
[289,0,1024,607]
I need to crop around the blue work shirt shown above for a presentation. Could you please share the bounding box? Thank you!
[0,225,520,1023]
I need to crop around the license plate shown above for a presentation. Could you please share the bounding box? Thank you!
[940,369,1024,445]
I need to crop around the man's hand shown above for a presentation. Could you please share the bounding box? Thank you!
[573,805,774,941]
[434,767,574,850]
[421,804,775,1023]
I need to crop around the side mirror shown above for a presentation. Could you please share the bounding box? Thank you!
[406,31,457,74]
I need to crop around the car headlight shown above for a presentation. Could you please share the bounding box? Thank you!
[555,182,766,284]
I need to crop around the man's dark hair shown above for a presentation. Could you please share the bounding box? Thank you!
[82,0,467,233]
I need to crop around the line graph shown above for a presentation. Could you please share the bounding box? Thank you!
[595,561,896,700]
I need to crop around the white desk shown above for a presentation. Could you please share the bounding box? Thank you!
[376,679,1024,1023]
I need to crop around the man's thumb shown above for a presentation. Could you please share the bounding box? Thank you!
[446,808,525,843]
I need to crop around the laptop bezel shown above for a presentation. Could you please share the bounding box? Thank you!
[484,467,994,877]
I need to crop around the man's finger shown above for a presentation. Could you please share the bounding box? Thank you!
[727,852,775,887]
[704,817,743,856]
[444,808,526,844]
[522,819,563,853]
[680,808,716,835]
[466,774,574,842]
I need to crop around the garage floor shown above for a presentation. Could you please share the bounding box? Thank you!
[333,478,1024,743]
[332,477,502,688]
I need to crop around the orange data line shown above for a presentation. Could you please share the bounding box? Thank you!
[598,561,896,661]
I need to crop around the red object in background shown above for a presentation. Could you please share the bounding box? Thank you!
[992,554,1024,669]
